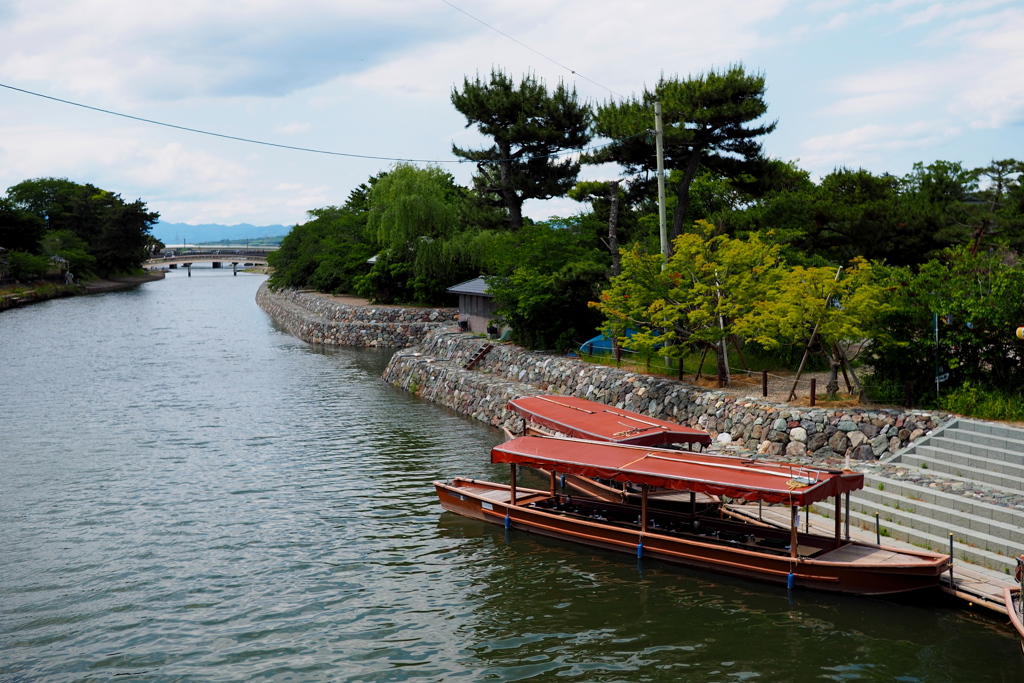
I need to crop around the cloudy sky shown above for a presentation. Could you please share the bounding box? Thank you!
[1,0,1022,229]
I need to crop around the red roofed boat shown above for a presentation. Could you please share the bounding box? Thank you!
[508,395,712,448]
[435,435,950,595]
[508,394,715,507]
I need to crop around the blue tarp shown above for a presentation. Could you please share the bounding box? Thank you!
[579,330,662,354]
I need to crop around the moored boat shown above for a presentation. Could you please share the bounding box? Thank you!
[1005,556,1024,652]
[508,394,713,448]
[508,395,716,507]
[435,435,950,596]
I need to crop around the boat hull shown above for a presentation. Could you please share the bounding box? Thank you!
[1005,587,1024,653]
[436,478,948,596]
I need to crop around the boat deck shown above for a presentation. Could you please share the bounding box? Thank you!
[463,483,545,505]
[815,544,934,566]
[727,502,1016,614]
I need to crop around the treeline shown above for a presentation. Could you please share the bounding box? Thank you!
[0,177,160,280]
[267,65,1024,412]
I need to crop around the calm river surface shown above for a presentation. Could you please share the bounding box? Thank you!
[2,268,1022,682]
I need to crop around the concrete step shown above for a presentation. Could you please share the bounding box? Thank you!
[904,446,1024,491]
[852,481,1024,548]
[840,495,1022,557]
[814,501,1016,573]
[952,419,1024,449]
[928,434,1024,466]
[923,437,1024,470]
[857,475,1024,528]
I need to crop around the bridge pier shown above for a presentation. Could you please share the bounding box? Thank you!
[185,263,192,277]
[232,262,238,276]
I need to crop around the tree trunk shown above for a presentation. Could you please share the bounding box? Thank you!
[715,342,729,387]
[826,354,841,397]
[607,180,620,276]
[670,151,703,243]
[497,142,523,231]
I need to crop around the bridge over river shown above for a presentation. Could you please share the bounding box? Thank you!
[145,247,276,275]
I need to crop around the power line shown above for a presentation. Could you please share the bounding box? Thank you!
[0,82,459,164]
[439,0,622,99]
[0,81,645,165]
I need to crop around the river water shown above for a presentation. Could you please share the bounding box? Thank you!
[1,267,1022,682]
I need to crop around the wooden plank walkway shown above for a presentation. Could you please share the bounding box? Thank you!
[726,502,1015,615]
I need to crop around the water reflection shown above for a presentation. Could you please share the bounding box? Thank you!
[437,514,1022,682]
[0,269,1021,682]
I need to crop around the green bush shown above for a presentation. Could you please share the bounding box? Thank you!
[939,383,1024,422]
[7,250,50,280]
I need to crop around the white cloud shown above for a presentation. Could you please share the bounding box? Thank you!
[799,120,961,169]
[274,123,311,135]
[1,0,1020,225]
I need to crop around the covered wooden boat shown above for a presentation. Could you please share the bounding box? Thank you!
[508,394,715,506]
[509,395,713,448]
[435,435,950,595]
[1005,556,1024,652]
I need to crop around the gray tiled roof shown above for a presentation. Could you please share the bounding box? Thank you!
[446,276,491,296]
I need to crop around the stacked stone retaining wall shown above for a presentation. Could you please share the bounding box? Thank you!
[383,329,949,460]
[257,284,458,348]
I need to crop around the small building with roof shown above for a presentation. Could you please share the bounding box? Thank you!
[447,276,499,334]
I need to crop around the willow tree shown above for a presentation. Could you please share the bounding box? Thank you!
[591,65,775,250]
[360,163,488,304]
[451,69,591,230]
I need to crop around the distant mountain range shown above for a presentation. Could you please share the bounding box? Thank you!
[153,221,291,245]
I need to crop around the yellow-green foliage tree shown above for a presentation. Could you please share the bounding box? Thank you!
[734,258,889,397]
[591,221,784,383]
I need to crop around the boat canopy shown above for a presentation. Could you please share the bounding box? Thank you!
[492,436,864,506]
[508,395,712,447]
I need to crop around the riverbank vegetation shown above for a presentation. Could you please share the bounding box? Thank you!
[267,64,1024,416]
[0,177,161,282]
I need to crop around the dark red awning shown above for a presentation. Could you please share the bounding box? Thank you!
[508,395,712,447]
[492,436,863,506]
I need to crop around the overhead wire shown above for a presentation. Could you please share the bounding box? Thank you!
[437,0,622,99]
[0,81,646,165]
[1,5,635,165]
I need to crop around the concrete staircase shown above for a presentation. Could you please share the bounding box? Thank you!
[816,418,1024,574]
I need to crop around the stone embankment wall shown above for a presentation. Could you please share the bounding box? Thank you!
[256,284,458,348]
[383,329,948,461]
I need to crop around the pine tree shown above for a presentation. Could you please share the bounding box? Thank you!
[451,69,591,230]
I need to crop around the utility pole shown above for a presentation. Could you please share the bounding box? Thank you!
[655,102,668,266]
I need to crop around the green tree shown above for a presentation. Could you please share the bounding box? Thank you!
[591,221,785,383]
[591,65,775,249]
[869,246,1024,398]
[6,177,158,276]
[0,197,46,253]
[41,230,95,276]
[968,159,1024,253]
[5,250,50,280]
[484,218,608,350]
[451,69,591,230]
[736,259,889,398]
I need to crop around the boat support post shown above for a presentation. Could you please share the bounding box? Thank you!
[641,484,649,530]
[510,464,517,506]
[834,493,842,547]
[790,506,799,559]
[844,492,850,540]
[549,470,557,497]
[638,484,649,559]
